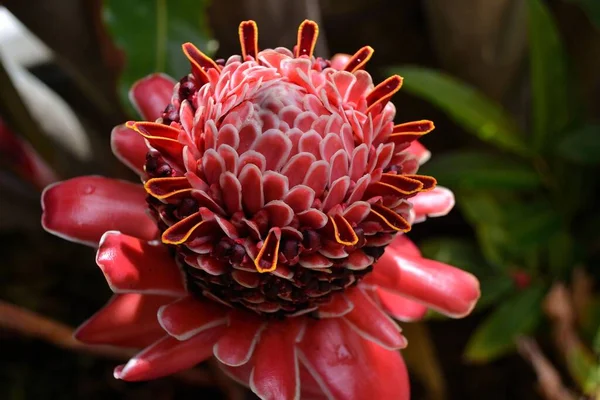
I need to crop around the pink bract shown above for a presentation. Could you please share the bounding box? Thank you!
[41,20,479,400]
[0,118,57,190]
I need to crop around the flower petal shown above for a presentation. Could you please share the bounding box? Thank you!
[218,360,254,389]
[406,141,430,165]
[42,176,158,246]
[366,246,480,318]
[373,287,428,322]
[298,318,410,400]
[250,320,304,400]
[317,294,353,318]
[330,53,351,71]
[114,325,226,381]
[253,129,292,171]
[110,124,148,175]
[342,287,407,350]
[157,296,229,340]
[299,365,329,400]
[220,357,328,400]
[97,231,186,296]
[74,293,169,348]
[387,234,421,257]
[129,73,176,121]
[213,310,265,367]
[410,186,455,222]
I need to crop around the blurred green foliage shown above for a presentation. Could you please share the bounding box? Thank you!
[103,0,214,115]
[558,124,600,165]
[421,151,541,190]
[465,283,547,362]
[529,0,575,150]
[388,0,600,388]
[396,67,528,156]
[565,0,600,28]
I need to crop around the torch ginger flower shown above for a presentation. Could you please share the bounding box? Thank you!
[41,20,479,399]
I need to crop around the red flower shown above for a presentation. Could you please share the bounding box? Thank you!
[41,20,479,399]
[0,118,57,190]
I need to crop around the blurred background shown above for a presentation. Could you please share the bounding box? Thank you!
[0,0,599,399]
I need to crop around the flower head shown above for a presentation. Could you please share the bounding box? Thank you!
[42,20,479,399]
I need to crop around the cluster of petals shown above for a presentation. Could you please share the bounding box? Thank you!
[41,20,479,399]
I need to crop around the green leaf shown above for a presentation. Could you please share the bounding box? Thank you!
[556,124,600,165]
[584,366,600,396]
[565,342,598,393]
[594,327,600,355]
[564,0,600,29]
[457,191,516,267]
[528,0,574,151]
[476,275,516,311]
[464,284,546,362]
[457,192,562,268]
[389,66,528,156]
[420,151,542,190]
[581,297,600,343]
[547,230,574,277]
[458,191,509,226]
[501,202,563,250]
[103,0,214,114]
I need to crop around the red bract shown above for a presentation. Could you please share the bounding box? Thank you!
[0,118,57,190]
[41,20,479,399]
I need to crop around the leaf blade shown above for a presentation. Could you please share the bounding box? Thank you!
[564,0,600,29]
[420,151,542,190]
[464,283,546,362]
[528,0,574,151]
[103,0,213,115]
[556,124,600,165]
[389,66,528,155]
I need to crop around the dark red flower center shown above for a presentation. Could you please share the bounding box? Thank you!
[145,150,384,318]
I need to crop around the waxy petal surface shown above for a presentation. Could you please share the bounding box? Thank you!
[129,74,176,121]
[111,124,148,175]
[74,293,170,348]
[42,177,158,246]
[115,325,226,381]
[97,231,186,296]
[299,318,410,400]
[366,246,480,318]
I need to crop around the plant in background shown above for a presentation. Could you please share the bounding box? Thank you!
[388,0,600,396]
[41,20,479,399]
[104,0,216,114]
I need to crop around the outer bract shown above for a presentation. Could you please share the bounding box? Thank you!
[42,20,479,400]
